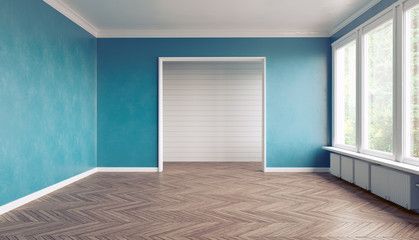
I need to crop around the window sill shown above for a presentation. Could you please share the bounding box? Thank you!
[323,146,419,175]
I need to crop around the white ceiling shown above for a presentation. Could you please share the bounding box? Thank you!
[52,0,379,37]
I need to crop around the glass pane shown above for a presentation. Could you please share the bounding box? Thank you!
[335,41,356,146]
[364,19,393,153]
[406,5,419,158]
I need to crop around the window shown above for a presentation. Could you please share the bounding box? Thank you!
[332,1,419,167]
[333,39,357,148]
[405,2,419,163]
[362,18,394,155]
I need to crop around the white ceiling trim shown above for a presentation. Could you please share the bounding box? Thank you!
[96,29,329,38]
[330,0,381,36]
[43,0,381,38]
[43,0,99,37]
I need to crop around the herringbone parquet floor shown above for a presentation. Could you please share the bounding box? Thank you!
[1,163,418,239]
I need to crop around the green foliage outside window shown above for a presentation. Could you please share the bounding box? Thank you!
[343,42,356,146]
[365,20,393,153]
[409,7,419,158]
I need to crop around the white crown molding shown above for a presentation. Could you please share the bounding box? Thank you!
[43,0,98,37]
[0,168,97,215]
[330,0,381,36]
[264,168,330,173]
[97,29,330,38]
[96,167,159,172]
[42,0,383,38]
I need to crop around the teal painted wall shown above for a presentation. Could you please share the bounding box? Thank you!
[0,0,97,205]
[97,38,331,168]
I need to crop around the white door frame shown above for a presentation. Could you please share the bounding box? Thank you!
[158,57,267,172]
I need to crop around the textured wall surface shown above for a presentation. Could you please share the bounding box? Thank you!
[97,38,331,168]
[331,0,398,42]
[0,0,97,205]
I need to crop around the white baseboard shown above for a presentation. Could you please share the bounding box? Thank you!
[96,167,158,172]
[264,167,330,173]
[0,168,97,215]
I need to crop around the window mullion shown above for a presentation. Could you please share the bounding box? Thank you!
[356,29,363,153]
[395,5,403,162]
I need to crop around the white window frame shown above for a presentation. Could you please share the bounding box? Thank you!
[359,10,396,160]
[332,33,358,152]
[331,0,419,167]
[402,0,419,166]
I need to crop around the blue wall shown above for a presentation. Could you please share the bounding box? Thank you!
[97,38,331,168]
[331,0,398,42]
[0,0,97,205]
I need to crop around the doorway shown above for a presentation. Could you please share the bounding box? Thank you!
[159,57,266,172]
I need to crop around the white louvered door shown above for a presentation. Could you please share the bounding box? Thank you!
[162,60,263,162]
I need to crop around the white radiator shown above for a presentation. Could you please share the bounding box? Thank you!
[330,152,419,211]
[354,160,370,190]
[341,156,354,183]
[330,153,341,177]
[371,165,389,200]
[371,165,411,209]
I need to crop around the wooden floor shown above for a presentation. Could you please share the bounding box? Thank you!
[0,163,418,239]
